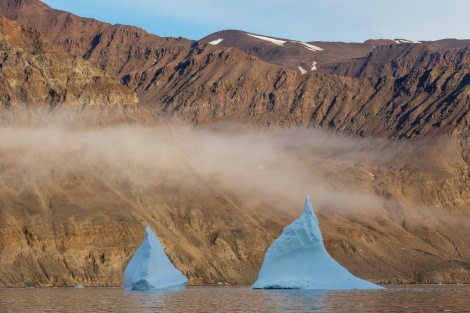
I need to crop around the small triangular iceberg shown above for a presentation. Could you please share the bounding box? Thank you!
[251,196,383,290]
[123,226,188,291]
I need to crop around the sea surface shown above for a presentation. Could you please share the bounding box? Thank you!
[0,284,469,313]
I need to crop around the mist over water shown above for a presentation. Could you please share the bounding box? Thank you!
[0,118,448,217]
[2,115,470,285]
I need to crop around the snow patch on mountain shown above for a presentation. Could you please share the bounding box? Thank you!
[395,39,421,44]
[209,38,224,45]
[298,66,307,74]
[247,33,286,46]
[301,42,324,52]
[311,61,317,71]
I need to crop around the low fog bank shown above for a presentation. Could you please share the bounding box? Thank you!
[0,118,464,220]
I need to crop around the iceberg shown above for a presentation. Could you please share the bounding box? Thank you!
[251,196,383,290]
[123,226,188,291]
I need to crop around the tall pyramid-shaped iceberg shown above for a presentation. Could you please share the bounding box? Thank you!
[251,196,383,290]
[124,226,188,291]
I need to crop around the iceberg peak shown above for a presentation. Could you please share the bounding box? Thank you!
[303,195,318,224]
[251,196,383,290]
[123,226,188,291]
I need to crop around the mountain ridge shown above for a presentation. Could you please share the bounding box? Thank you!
[1,0,470,288]
[201,29,470,78]
[3,1,470,139]
[0,15,138,112]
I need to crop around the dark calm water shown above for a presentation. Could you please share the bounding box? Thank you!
[0,285,469,313]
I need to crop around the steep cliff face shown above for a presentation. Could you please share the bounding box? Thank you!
[202,30,470,79]
[0,16,138,115]
[321,43,470,79]
[1,124,469,287]
[1,1,470,288]
[0,0,197,94]
[2,1,470,140]
[0,125,290,286]
[201,30,376,75]
[0,0,109,57]
[139,41,470,139]
[0,182,288,287]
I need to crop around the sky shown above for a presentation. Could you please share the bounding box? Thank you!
[41,0,469,43]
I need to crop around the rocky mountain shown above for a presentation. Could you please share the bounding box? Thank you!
[139,43,470,139]
[1,0,470,288]
[202,30,470,79]
[0,15,138,120]
[3,1,469,139]
[0,0,197,94]
[322,41,470,79]
[202,29,376,75]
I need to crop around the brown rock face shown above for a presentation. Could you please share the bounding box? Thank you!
[202,30,470,79]
[0,123,291,287]
[1,123,469,287]
[139,40,470,140]
[3,2,469,139]
[0,16,138,111]
[0,0,197,94]
[0,1,470,288]
[5,3,469,140]
[201,30,376,75]
[320,43,470,79]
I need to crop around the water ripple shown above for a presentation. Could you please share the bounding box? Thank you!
[0,285,468,313]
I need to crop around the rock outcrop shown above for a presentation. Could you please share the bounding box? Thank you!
[0,0,196,95]
[3,2,470,140]
[202,30,470,79]
[0,16,138,111]
[140,41,470,139]
[0,0,470,288]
